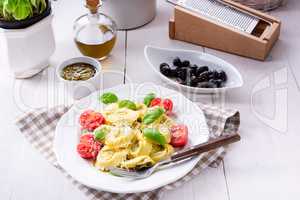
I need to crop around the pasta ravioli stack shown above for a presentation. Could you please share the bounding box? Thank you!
[76,92,189,173]
[95,103,175,171]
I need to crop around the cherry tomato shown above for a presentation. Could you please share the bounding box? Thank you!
[170,124,188,147]
[150,98,162,107]
[79,134,94,145]
[79,110,106,131]
[162,98,173,114]
[77,134,102,159]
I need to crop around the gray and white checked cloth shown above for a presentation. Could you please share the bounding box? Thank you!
[15,104,240,200]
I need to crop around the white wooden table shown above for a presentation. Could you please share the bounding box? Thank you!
[1,0,300,199]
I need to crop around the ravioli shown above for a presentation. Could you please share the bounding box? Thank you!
[94,101,176,171]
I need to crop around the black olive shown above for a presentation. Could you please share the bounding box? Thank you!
[218,70,227,82]
[189,65,198,76]
[198,71,210,82]
[208,70,219,80]
[176,68,188,81]
[196,66,209,76]
[160,63,169,69]
[182,60,190,67]
[160,63,171,77]
[189,76,199,87]
[173,57,182,67]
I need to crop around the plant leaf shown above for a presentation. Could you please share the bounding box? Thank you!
[13,0,32,20]
[30,0,37,8]
[0,0,4,17]
[3,0,18,13]
[39,0,46,13]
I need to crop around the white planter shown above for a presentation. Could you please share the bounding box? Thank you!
[101,0,157,30]
[0,15,55,78]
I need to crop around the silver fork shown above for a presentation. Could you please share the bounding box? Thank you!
[109,133,241,179]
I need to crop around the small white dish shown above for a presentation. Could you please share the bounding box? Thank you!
[56,56,102,100]
[53,84,210,193]
[144,45,244,94]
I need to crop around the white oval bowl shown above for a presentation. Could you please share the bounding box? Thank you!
[144,46,244,94]
[53,84,210,193]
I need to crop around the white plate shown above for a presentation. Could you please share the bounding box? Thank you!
[144,45,244,94]
[53,84,209,193]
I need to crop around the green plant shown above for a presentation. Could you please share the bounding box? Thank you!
[0,0,47,21]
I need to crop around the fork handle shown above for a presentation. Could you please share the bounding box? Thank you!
[171,133,241,160]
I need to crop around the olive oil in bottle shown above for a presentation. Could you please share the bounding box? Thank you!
[74,0,117,60]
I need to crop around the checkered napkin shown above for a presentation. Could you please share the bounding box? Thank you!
[15,104,240,200]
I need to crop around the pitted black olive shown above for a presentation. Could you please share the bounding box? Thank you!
[208,70,219,80]
[173,57,182,67]
[218,70,227,82]
[198,71,210,82]
[159,63,171,77]
[196,66,209,76]
[182,60,190,67]
[176,68,188,81]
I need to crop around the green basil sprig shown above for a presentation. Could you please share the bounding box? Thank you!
[143,128,166,145]
[100,92,118,104]
[118,100,137,110]
[93,126,109,141]
[143,93,156,107]
[143,107,164,125]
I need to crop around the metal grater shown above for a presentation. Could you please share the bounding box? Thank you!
[167,0,259,34]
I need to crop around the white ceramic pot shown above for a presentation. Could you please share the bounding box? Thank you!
[101,0,157,30]
[0,15,55,78]
[56,57,102,100]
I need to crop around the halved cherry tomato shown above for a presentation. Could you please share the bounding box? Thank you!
[79,110,106,131]
[77,134,102,159]
[150,98,162,107]
[150,98,173,115]
[170,124,188,147]
[162,98,173,114]
[79,134,94,145]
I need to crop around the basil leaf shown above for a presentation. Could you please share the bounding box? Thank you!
[93,126,109,141]
[118,100,137,110]
[142,107,164,125]
[143,93,156,107]
[143,128,166,145]
[100,92,118,104]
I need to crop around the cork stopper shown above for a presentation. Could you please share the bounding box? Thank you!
[86,0,100,14]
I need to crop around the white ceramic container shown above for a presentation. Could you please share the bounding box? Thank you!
[0,15,55,78]
[144,45,244,94]
[101,0,157,30]
[56,57,102,100]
